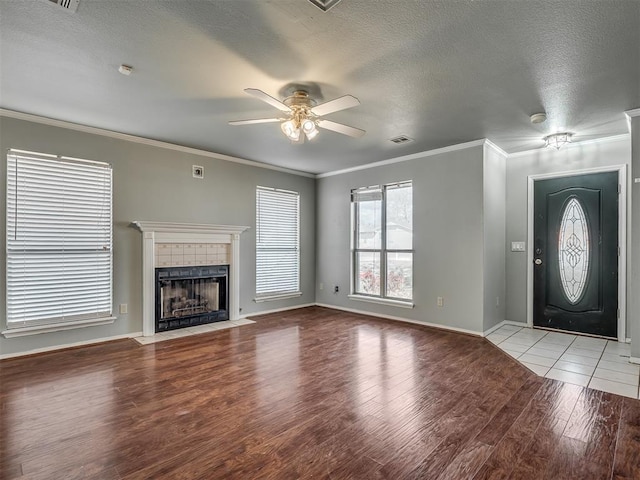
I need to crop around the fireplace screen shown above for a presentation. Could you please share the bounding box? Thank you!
[155,265,228,332]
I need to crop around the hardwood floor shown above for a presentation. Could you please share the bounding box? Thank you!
[1,306,639,479]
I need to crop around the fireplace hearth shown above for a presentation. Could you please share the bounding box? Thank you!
[155,265,228,332]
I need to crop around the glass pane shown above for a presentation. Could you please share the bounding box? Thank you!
[356,252,380,295]
[386,252,412,299]
[558,197,590,304]
[357,199,382,249]
[386,184,412,249]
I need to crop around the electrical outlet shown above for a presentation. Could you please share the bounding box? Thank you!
[334,285,339,294]
[319,283,324,290]
[496,296,500,307]
[119,304,128,314]
[437,296,444,307]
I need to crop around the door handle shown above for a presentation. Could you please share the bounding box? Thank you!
[534,258,542,265]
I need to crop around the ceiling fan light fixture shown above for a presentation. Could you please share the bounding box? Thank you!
[301,118,319,139]
[301,118,315,134]
[543,132,573,150]
[305,126,319,140]
[230,87,364,142]
[281,120,301,141]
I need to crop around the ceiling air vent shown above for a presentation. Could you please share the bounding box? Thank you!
[47,0,80,13]
[389,135,414,145]
[307,0,343,12]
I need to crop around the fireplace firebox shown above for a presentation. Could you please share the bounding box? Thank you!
[155,265,228,332]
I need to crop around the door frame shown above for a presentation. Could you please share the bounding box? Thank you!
[526,165,628,341]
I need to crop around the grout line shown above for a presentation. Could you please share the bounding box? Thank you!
[494,326,640,398]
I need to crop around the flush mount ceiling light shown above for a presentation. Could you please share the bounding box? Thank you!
[229,88,365,143]
[543,132,573,150]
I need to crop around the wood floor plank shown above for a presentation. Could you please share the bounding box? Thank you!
[1,306,639,480]
[612,398,640,479]
[578,392,623,480]
[472,379,567,480]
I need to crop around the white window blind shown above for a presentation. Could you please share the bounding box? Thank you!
[256,186,300,298]
[6,149,113,328]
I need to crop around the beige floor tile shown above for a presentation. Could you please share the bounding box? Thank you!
[545,368,590,387]
[588,377,638,399]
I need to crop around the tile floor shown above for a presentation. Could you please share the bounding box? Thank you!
[487,324,639,399]
[134,318,256,345]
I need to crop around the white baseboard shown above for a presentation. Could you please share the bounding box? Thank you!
[483,321,505,337]
[0,332,143,360]
[504,320,528,327]
[315,303,482,337]
[241,303,316,319]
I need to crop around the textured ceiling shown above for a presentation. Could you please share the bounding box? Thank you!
[1,0,639,174]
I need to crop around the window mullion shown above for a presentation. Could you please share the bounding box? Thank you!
[381,186,388,299]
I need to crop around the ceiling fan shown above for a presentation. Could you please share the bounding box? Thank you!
[229,88,365,142]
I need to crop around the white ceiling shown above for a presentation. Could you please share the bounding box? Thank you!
[1,0,638,174]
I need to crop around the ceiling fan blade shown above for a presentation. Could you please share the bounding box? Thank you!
[244,88,292,112]
[311,95,360,116]
[317,119,365,138]
[228,118,282,125]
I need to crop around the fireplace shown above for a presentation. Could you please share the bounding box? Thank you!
[132,222,249,337]
[155,265,228,332]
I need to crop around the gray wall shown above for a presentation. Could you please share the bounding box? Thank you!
[483,144,507,332]
[0,116,315,356]
[631,119,640,357]
[316,145,487,334]
[504,136,632,336]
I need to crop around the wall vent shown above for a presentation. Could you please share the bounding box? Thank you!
[389,135,414,145]
[307,0,343,12]
[47,0,80,13]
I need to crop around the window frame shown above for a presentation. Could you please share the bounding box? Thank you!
[350,181,414,306]
[3,149,115,338]
[255,185,301,302]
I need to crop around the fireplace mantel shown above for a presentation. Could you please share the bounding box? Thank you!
[132,221,249,236]
[132,221,250,336]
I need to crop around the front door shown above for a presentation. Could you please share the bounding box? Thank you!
[533,171,619,338]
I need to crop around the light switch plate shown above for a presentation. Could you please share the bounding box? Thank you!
[511,241,526,252]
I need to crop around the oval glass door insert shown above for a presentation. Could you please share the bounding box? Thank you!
[558,197,590,304]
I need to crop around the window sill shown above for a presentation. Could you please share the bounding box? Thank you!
[254,292,303,303]
[2,317,116,338]
[348,295,414,309]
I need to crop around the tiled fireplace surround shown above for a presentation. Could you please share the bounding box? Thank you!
[133,222,249,336]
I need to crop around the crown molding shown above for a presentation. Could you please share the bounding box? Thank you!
[624,107,640,119]
[624,108,640,132]
[483,139,508,157]
[0,108,315,178]
[317,139,486,178]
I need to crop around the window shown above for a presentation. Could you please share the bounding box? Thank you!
[5,149,113,332]
[255,186,300,300]
[352,181,413,301]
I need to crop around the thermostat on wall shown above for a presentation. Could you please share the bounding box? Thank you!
[192,165,204,179]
